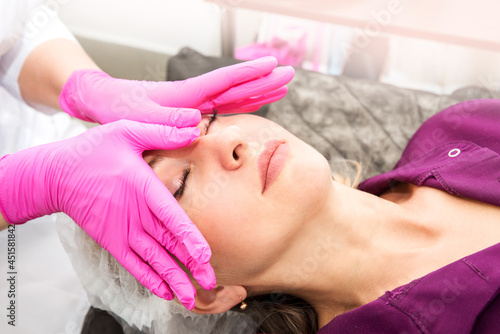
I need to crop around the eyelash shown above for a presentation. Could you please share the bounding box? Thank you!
[203,110,218,135]
[173,166,190,199]
[174,110,218,199]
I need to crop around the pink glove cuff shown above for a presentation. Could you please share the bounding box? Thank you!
[0,155,13,224]
[59,69,112,123]
[0,152,56,224]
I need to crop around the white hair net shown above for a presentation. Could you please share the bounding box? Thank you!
[55,213,257,334]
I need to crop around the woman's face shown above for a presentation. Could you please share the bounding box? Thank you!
[144,114,332,283]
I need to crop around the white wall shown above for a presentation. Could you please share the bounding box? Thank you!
[58,0,224,56]
[56,0,500,94]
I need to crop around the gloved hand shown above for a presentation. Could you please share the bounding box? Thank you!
[0,119,213,309]
[59,56,294,124]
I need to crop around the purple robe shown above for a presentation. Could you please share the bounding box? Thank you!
[318,99,500,333]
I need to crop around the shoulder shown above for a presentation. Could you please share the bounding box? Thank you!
[358,99,500,195]
[398,99,500,166]
[417,99,500,137]
[319,242,500,334]
[473,292,500,332]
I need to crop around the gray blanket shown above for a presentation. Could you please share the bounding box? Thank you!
[168,47,500,180]
[83,48,500,334]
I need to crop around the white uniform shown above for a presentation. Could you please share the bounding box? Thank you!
[0,1,90,333]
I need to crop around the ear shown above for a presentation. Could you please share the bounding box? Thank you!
[192,285,247,314]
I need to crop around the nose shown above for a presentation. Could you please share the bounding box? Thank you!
[211,125,248,170]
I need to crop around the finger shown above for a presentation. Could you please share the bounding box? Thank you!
[209,105,261,114]
[216,86,289,114]
[133,106,201,128]
[147,226,216,291]
[145,222,216,290]
[118,120,200,151]
[231,105,262,113]
[129,231,197,309]
[189,56,278,97]
[214,66,294,104]
[198,66,294,111]
[144,177,212,264]
[119,248,175,300]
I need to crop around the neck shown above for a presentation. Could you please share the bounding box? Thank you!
[259,181,444,328]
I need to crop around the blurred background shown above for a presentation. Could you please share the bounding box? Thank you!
[57,0,500,94]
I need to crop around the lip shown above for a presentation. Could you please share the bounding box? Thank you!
[258,140,289,193]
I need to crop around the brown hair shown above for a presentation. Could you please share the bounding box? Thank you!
[232,293,318,333]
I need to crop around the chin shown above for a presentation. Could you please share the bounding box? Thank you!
[279,140,332,212]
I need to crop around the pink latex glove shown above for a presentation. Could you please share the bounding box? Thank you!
[59,56,295,124]
[0,119,213,309]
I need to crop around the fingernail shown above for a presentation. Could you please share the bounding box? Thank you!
[183,234,211,263]
[183,127,200,145]
[179,297,196,310]
[197,265,216,290]
[184,109,202,126]
[161,289,174,300]
[273,66,294,77]
[193,243,211,264]
[190,128,201,141]
[176,109,201,127]
[254,56,277,66]
[204,278,217,291]
[200,247,212,263]
[283,65,295,75]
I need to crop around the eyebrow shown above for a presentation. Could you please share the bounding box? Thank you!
[147,155,166,169]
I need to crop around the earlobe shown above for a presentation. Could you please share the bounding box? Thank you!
[192,285,247,314]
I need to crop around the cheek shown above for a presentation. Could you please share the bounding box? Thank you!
[294,155,331,211]
[184,183,274,279]
[273,141,332,221]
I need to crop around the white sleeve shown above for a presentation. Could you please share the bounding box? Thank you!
[0,2,78,102]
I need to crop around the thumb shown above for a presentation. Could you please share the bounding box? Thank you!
[189,56,278,98]
[116,120,200,151]
[129,104,202,128]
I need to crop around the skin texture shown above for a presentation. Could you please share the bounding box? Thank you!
[10,37,293,308]
[18,39,101,110]
[7,30,299,310]
[1,39,96,231]
[0,215,7,231]
[144,114,331,281]
[145,114,500,327]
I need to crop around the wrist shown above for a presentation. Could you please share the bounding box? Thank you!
[59,69,111,123]
[0,213,8,231]
[0,147,60,224]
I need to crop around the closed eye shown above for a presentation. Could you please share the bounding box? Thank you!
[173,111,218,200]
[202,110,218,135]
[173,166,190,199]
